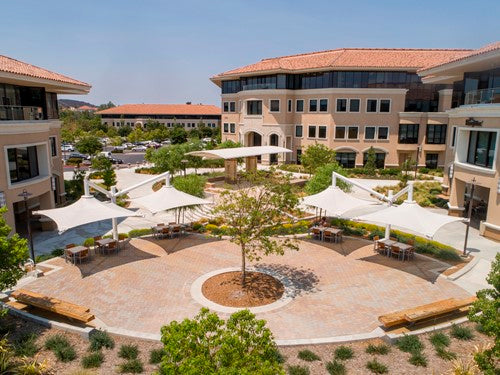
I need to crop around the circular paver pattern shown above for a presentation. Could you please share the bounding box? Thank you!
[25,236,470,344]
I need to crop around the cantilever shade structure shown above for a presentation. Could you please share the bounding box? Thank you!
[34,195,141,233]
[302,186,378,218]
[357,200,463,239]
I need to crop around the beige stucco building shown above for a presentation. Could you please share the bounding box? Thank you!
[419,42,500,240]
[0,55,90,234]
[211,48,474,167]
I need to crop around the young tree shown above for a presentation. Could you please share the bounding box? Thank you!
[146,144,186,174]
[301,144,336,174]
[127,128,145,144]
[172,174,206,198]
[305,163,350,195]
[160,308,284,374]
[364,147,377,176]
[213,172,299,285]
[0,207,29,292]
[170,125,188,144]
[468,253,499,374]
[118,125,132,137]
[75,135,103,155]
[91,155,116,189]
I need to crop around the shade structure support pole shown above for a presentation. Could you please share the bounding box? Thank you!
[384,190,393,239]
[111,186,119,241]
[332,172,389,202]
[463,178,476,257]
[406,182,414,202]
[331,172,337,188]
[84,178,91,196]
[115,171,171,197]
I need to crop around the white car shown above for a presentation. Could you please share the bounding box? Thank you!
[131,145,147,152]
[61,144,74,152]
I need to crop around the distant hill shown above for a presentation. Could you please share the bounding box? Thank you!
[58,99,97,109]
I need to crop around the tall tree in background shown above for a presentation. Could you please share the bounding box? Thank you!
[75,135,103,155]
[301,144,336,174]
[364,147,377,176]
[91,155,116,190]
[305,163,350,195]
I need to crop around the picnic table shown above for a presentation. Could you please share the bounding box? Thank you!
[311,226,343,243]
[377,238,414,260]
[95,238,117,253]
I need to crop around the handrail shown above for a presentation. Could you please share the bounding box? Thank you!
[0,105,43,121]
[464,87,500,105]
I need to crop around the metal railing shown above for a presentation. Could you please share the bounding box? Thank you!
[0,105,43,121]
[242,83,276,90]
[464,87,500,105]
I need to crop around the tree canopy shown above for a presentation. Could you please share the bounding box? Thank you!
[364,147,377,176]
[75,135,103,155]
[160,308,284,374]
[91,155,116,189]
[300,144,337,174]
[305,163,350,195]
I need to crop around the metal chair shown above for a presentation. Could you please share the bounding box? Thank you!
[391,245,403,260]
[76,248,90,264]
[64,244,76,263]
[373,235,380,251]
[104,240,118,255]
[311,228,321,240]
[323,230,334,242]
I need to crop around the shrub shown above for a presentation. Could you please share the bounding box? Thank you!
[172,174,207,198]
[149,348,165,364]
[89,330,114,351]
[15,356,51,374]
[81,351,104,368]
[409,351,428,367]
[128,228,152,238]
[366,359,388,374]
[119,359,144,373]
[451,324,474,340]
[83,238,94,247]
[429,332,450,348]
[436,346,457,361]
[118,344,139,360]
[365,343,390,355]
[35,248,65,263]
[325,360,346,375]
[395,334,423,353]
[44,334,70,351]
[54,344,77,362]
[13,332,40,357]
[334,345,354,360]
[287,364,310,375]
[297,349,320,362]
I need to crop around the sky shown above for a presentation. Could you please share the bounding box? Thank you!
[2,0,499,106]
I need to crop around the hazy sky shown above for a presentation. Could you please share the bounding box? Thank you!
[2,0,498,106]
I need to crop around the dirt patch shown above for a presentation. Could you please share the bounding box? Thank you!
[202,271,284,307]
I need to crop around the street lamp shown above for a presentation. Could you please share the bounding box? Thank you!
[463,177,476,257]
[18,189,35,264]
[181,159,188,176]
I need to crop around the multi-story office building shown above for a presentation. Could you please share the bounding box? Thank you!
[96,104,221,129]
[211,48,474,166]
[418,42,500,240]
[0,55,90,233]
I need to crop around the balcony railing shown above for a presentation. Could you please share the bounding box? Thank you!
[464,87,500,105]
[0,105,43,121]
[242,83,277,90]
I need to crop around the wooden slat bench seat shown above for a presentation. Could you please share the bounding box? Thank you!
[379,296,477,328]
[5,300,29,310]
[10,289,94,323]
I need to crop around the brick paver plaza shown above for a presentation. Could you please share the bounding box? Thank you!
[24,236,470,341]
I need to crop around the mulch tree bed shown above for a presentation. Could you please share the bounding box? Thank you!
[202,271,284,307]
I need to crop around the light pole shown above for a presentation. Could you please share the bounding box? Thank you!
[181,159,188,176]
[463,177,476,257]
[18,189,35,264]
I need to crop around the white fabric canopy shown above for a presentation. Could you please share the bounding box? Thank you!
[356,200,463,238]
[186,146,291,160]
[302,186,378,217]
[34,195,141,233]
[131,185,210,214]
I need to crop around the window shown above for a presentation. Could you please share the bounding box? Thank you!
[230,102,236,112]
[308,125,316,138]
[223,123,229,133]
[296,99,304,112]
[450,126,457,147]
[247,100,262,115]
[269,99,280,112]
[49,136,57,156]
[287,99,292,112]
[348,126,358,139]
[336,152,356,168]
[378,127,389,140]
[426,124,447,144]
[223,102,229,112]
[318,126,327,138]
[379,99,391,113]
[366,99,378,112]
[295,125,303,137]
[319,99,328,112]
[349,99,360,112]
[229,123,236,134]
[467,130,497,169]
[8,146,39,183]
[365,126,376,140]
[336,99,347,112]
[309,99,317,112]
[398,124,419,144]
[296,149,302,164]
[425,153,439,169]
[335,126,346,139]
[363,152,386,168]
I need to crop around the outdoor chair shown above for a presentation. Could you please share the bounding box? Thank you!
[160,227,171,239]
[390,236,397,242]
[405,248,415,261]
[76,248,90,264]
[335,230,343,243]
[171,225,181,238]
[377,242,387,256]
[391,245,403,260]
[118,233,128,250]
[323,230,334,242]
[311,228,321,240]
[407,239,415,246]
[93,236,102,254]
[104,240,118,255]
[169,222,176,225]
[373,235,380,251]
[64,244,76,263]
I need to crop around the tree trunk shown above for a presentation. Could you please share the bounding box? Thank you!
[241,245,246,286]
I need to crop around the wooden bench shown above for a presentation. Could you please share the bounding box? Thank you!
[379,296,477,328]
[10,289,95,323]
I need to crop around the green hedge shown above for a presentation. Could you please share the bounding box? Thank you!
[204,220,311,237]
[128,228,153,238]
[35,248,64,263]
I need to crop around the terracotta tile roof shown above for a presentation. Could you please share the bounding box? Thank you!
[0,55,90,88]
[418,41,500,72]
[96,104,221,116]
[213,48,473,79]
[77,105,98,110]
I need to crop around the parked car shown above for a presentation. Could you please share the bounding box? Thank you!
[99,151,113,158]
[68,152,89,160]
[112,145,126,152]
[110,157,123,164]
[148,141,161,149]
[61,144,74,152]
[161,139,171,145]
[131,145,147,152]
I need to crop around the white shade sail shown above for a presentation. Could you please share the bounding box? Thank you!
[302,186,378,217]
[34,195,141,233]
[186,146,291,160]
[356,201,463,238]
[131,185,210,214]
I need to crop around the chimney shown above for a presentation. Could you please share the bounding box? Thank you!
[186,101,191,105]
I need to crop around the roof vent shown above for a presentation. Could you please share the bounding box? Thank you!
[186,101,191,105]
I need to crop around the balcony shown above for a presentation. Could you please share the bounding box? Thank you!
[0,105,43,121]
[464,87,500,105]
[242,83,276,91]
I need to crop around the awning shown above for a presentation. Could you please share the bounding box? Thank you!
[186,146,291,160]
[34,195,141,233]
[427,119,447,125]
[399,119,419,124]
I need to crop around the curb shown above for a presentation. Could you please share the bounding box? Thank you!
[446,256,480,281]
